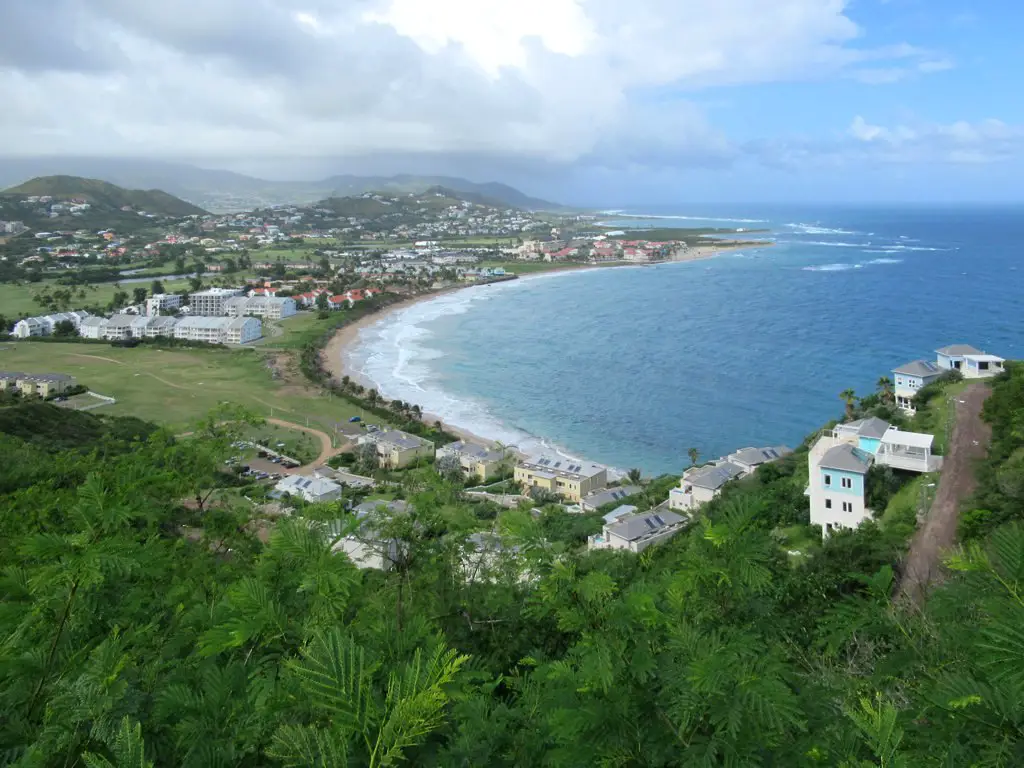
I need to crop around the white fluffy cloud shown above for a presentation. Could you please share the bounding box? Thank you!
[847,116,1024,163]
[0,0,960,168]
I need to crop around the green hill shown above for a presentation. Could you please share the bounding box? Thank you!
[2,175,207,216]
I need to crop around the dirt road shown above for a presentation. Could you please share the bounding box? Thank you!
[265,418,344,473]
[896,383,992,605]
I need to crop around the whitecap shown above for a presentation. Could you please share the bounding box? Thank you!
[786,223,859,235]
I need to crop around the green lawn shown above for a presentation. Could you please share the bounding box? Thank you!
[0,341,372,436]
[912,379,970,454]
[1,278,196,318]
[242,423,320,464]
[260,312,339,350]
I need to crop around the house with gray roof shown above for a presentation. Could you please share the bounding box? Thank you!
[892,359,943,413]
[437,440,506,481]
[589,509,687,553]
[936,344,1005,380]
[668,461,746,513]
[727,445,793,474]
[357,429,436,469]
[580,485,642,512]
[274,474,342,503]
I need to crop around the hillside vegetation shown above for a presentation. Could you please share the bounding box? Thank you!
[2,368,1024,765]
[3,175,207,216]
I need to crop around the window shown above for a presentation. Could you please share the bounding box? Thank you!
[841,477,853,489]
[824,474,832,486]
[825,499,832,509]
[842,502,852,513]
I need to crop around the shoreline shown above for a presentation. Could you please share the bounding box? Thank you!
[320,241,770,455]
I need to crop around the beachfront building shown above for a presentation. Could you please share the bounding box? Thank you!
[223,295,297,320]
[188,287,244,316]
[146,293,183,316]
[102,315,151,341]
[807,417,942,537]
[588,509,688,553]
[892,359,943,414]
[144,316,180,339]
[936,344,1006,379]
[437,440,506,481]
[357,429,436,469]
[12,310,91,338]
[514,456,608,503]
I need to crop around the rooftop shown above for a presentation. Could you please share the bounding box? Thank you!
[582,485,642,509]
[603,504,638,525]
[608,510,687,542]
[893,359,942,377]
[519,455,605,480]
[880,429,934,450]
[840,416,891,440]
[729,445,792,466]
[440,440,504,463]
[370,429,433,450]
[820,444,874,474]
[936,344,982,356]
[686,461,746,490]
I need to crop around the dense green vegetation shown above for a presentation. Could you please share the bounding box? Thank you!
[0,365,1021,765]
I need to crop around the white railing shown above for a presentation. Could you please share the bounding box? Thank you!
[876,453,943,473]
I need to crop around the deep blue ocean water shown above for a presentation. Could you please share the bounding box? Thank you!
[347,205,1024,475]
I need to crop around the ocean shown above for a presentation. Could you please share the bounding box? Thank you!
[345,204,1024,475]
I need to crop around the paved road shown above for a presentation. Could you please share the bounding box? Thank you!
[896,383,992,605]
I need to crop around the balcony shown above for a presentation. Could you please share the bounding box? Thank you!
[875,449,943,473]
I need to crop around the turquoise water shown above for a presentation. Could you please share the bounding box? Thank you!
[347,205,1024,475]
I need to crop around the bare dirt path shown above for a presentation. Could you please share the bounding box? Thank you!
[68,353,125,365]
[897,382,992,605]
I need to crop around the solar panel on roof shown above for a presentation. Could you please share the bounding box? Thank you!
[653,515,665,526]
[644,519,656,529]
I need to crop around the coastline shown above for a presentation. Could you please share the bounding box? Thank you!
[320,241,769,454]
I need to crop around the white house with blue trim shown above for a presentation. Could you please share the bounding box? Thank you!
[808,417,941,538]
[892,359,943,414]
[936,344,1005,379]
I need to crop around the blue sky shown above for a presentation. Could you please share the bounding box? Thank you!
[1,0,1021,204]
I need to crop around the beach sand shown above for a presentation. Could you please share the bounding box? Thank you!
[319,240,769,448]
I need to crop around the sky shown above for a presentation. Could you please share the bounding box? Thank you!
[1,0,1022,204]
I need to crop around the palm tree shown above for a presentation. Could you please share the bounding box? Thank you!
[877,376,894,405]
[627,468,643,486]
[687,447,700,467]
[840,388,858,420]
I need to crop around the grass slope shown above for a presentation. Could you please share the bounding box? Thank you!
[3,176,207,216]
[0,340,368,437]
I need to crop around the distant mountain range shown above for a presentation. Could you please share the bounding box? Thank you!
[3,176,207,217]
[0,158,563,213]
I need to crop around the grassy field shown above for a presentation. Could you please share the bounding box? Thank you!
[260,312,340,350]
[1,277,196,317]
[480,260,589,275]
[242,422,320,464]
[0,341,371,436]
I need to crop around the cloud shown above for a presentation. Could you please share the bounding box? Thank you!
[0,0,954,171]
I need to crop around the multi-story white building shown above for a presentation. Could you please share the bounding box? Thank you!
[223,295,297,320]
[78,316,109,339]
[188,287,244,316]
[225,317,262,344]
[172,317,233,344]
[144,316,180,338]
[807,417,942,538]
[102,315,150,341]
[146,293,183,316]
[12,310,90,338]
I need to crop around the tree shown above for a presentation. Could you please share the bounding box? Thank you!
[187,276,203,292]
[315,292,329,313]
[840,388,858,420]
[132,287,148,306]
[354,441,379,473]
[877,376,894,405]
[436,453,464,483]
[627,468,642,485]
[52,319,78,338]
[688,447,700,466]
[150,279,165,295]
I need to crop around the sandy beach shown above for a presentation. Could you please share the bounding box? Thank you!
[319,240,770,449]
